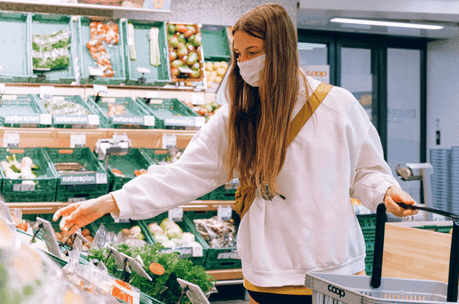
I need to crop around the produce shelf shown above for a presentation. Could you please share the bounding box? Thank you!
[123,20,171,86]
[0,12,31,83]
[0,94,50,128]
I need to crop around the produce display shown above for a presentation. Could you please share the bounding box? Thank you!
[89,242,216,304]
[194,216,237,249]
[1,154,40,179]
[205,61,229,88]
[184,100,220,122]
[42,97,92,115]
[32,28,71,71]
[147,218,203,252]
[86,21,120,78]
[121,225,145,241]
[106,103,126,117]
[54,162,93,175]
[53,227,94,251]
[167,23,203,81]
[127,23,137,60]
[149,27,161,66]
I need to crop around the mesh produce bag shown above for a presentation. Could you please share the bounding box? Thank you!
[32,28,71,71]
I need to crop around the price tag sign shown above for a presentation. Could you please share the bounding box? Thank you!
[40,86,54,99]
[144,116,155,127]
[137,67,151,74]
[3,133,19,147]
[70,134,86,148]
[88,115,100,126]
[168,207,183,222]
[2,95,16,100]
[89,67,104,77]
[162,134,177,149]
[40,114,52,125]
[68,197,86,203]
[107,245,131,273]
[20,183,36,192]
[120,252,152,280]
[146,91,159,99]
[192,245,203,258]
[36,217,63,259]
[191,94,205,105]
[195,117,205,127]
[96,173,108,184]
[114,218,130,223]
[160,247,193,258]
[217,250,239,260]
[177,278,211,304]
[217,206,232,221]
[0,83,5,94]
[93,84,108,94]
[102,97,116,103]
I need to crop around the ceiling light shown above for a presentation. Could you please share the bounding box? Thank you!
[330,18,443,30]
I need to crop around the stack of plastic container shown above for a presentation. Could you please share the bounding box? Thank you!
[430,148,451,211]
[450,147,459,214]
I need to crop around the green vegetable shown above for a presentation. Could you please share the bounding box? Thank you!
[89,242,215,304]
[150,27,161,67]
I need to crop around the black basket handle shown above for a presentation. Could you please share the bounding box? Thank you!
[370,203,459,302]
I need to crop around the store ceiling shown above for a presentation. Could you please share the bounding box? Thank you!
[297,8,459,40]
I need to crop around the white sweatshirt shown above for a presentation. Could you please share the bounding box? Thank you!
[111,75,400,287]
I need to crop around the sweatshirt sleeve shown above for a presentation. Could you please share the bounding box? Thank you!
[349,124,401,213]
[111,105,230,220]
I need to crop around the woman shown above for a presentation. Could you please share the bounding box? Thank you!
[54,3,417,304]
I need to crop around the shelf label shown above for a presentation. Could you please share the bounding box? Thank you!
[146,91,159,99]
[114,218,130,223]
[0,83,5,94]
[88,115,100,125]
[96,173,108,184]
[162,134,177,149]
[168,207,183,222]
[137,67,151,74]
[2,95,17,100]
[89,67,104,77]
[70,134,86,148]
[40,114,52,125]
[111,115,144,125]
[218,206,232,221]
[160,247,193,259]
[36,217,63,259]
[217,250,239,260]
[3,133,19,147]
[192,245,203,258]
[94,84,108,94]
[68,197,86,203]
[102,97,117,103]
[177,278,211,304]
[164,116,196,127]
[13,183,36,192]
[60,173,97,185]
[144,116,155,127]
[191,94,205,105]
[40,86,54,99]
[5,114,40,124]
[118,251,152,280]
[54,115,89,125]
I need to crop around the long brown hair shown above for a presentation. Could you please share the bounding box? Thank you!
[224,3,311,198]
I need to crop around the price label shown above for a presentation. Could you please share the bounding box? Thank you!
[217,250,239,260]
[120,252,152,280]
[137,67,151,74]
[40,114,52,125]
[195,117,205,127]
[162,134,177,149]
[89,67,104,76]
[2,95,17,100]
[96,173,108,184]
[114,218,130,223]
[177,278,211,304]
[21,183,36,192]
[88,115,100,125]
[144,116,155,127]
[93,84,108,94]
[70,134,86,148]
[68,197,86,203]
[218,206,232,221]
[146,91,159,99]
[0,83,5,94]
[168,207,183,222]
[3,133,19,147]
[191,94,205,105]
[40,86,54,99]
[36,217,63,259]
[192,245,203,258]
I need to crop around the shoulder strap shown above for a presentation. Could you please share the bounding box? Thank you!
[288,82,333,145]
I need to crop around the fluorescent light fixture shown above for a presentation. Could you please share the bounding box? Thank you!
[330,18,443,30]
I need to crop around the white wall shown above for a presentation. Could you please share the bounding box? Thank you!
[427,38,459,157]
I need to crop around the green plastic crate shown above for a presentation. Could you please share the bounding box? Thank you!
[44,147,109,202]
[0,12,31,83]
[77,17,126,85]
[37,94,101,128]
[140,148,185,165]
[89,215,152,244]
[29,13,77,84]
[186,210,241,270]
[0,94,50,128]
[208,185,236,201]
[122,20,171,86]
[89,96,156,129]
[201,25,231,62]
[101,148,153,192]
[0,147,58,202]
[135,98,202,129]
[139,212,208,267]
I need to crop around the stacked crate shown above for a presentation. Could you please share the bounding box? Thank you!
[430,148,451,211]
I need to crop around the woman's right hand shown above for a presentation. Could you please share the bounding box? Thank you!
[53,194,120,235]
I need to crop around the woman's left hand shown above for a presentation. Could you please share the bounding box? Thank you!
[384,185,418,217]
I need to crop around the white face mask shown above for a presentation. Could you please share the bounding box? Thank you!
[237,54,266,87]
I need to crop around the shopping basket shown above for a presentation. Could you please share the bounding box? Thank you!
[305,203,459,304]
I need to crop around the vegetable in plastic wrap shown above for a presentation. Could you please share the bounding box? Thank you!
[42,98,92,115]
[32,28,71,71]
